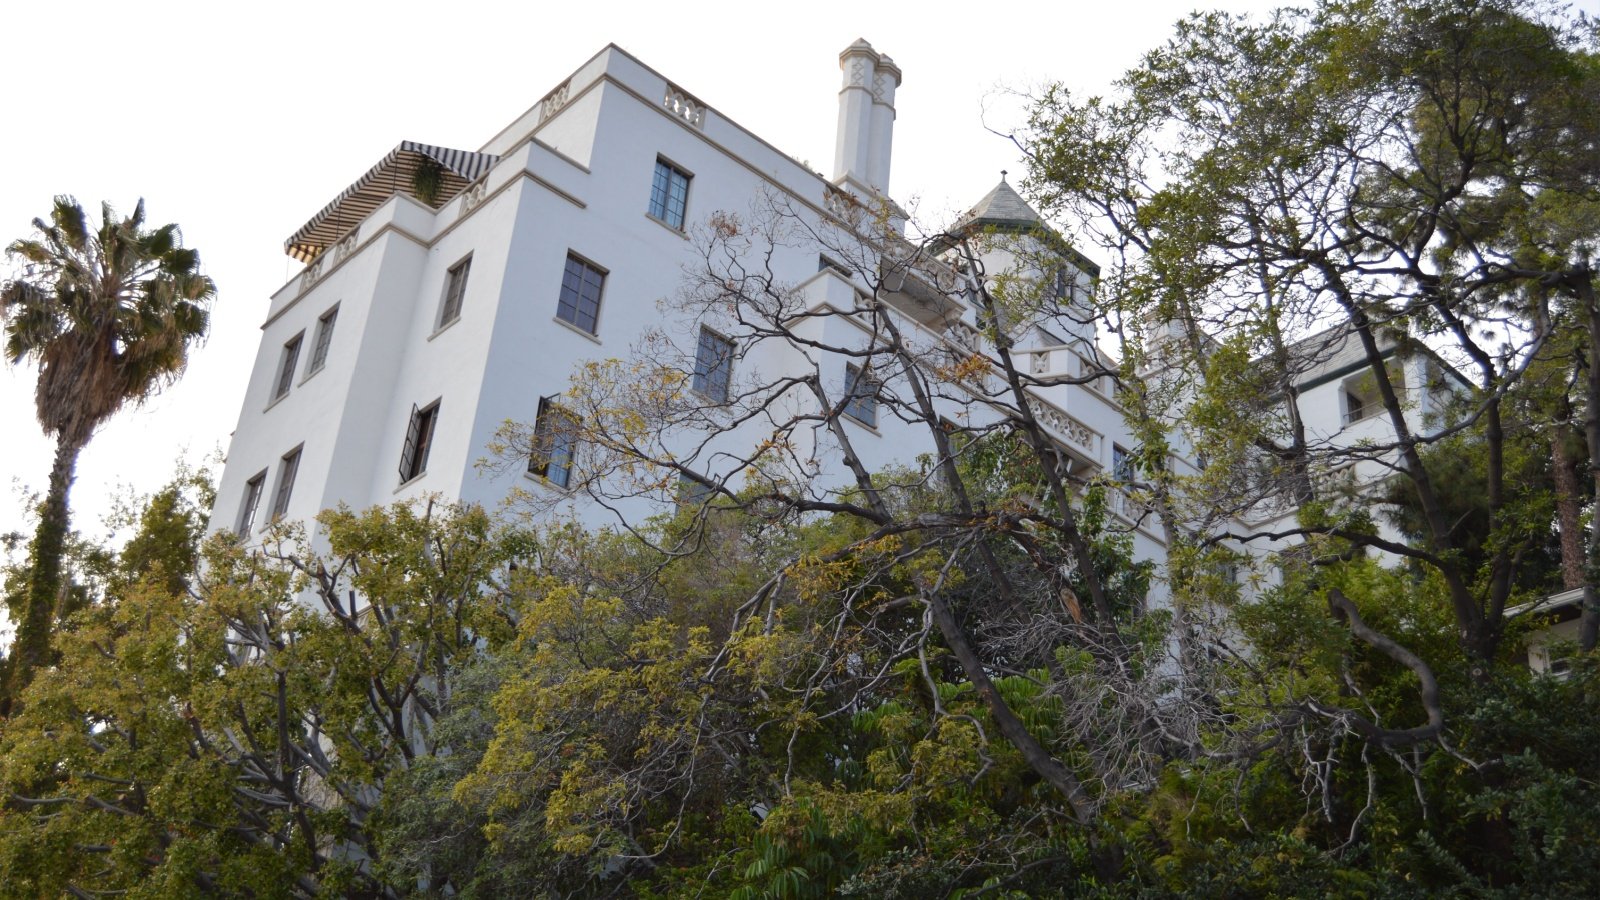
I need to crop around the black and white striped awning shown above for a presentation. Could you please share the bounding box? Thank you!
[285,141,500,263]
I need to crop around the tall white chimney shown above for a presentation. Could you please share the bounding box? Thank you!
[867,53,901,193]
[832,39,901,196]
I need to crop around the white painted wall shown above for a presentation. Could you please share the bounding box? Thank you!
[212,42,1181,606]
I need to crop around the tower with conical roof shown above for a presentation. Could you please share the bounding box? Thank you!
[949,174,1101,350]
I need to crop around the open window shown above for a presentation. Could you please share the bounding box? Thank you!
[399,400,441,483]
[529,397,579,489]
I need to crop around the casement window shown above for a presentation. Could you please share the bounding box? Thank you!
[273,333,304,401]
[1113,444,1136,482]
[308,306,338,375]
[270,447,301,521]
[692,326,735,402]
[439,256,472,327]
[529,397,579,489]
[236,470,267,534]
[648,158,691,229]
[556,254,605,335]
[842,363,879,428]
[399,400,441,483]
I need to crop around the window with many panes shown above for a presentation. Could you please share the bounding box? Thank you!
[1113,444,1136,482]
[843,364,879,428]
[556,254,605,334]
[439,256,472,327]
[273,333,303,401]
[529,398,579,489]
[648,158,691,229]
[308,306,338,375]
[692,326,735,402]
[399,400,441,483]
[270,447,301,520]
[236,470,267,534]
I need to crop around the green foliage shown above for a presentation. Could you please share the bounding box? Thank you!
[2,195,216,708]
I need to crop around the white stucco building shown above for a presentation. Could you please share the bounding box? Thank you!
[212,39,1467,616]
[212,40,1171,564]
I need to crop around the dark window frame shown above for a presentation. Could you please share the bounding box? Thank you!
[273,332,304,401]
[1113,444,1136,482]
[556,253,606,335]
[439,255,472,328]
[236,470,267,534]
[308,305,338,375]
[399,400,442,483]
[529,397,580,489]
[692,326,736,403]
[270,446,302,521]
[842,363,880,428]
[648,157,692,230]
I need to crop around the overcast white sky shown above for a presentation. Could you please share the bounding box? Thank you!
[10,0,1586,553]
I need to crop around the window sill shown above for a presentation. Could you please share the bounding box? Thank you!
[552,315,603,345]
[263,391,291,413]
[690,387,733,408]
[523,469,575,494]
[645,213,689,239]
[298,364,325,387]
[842,412,881,436]
[429,316,462,342]
[395,472,428,493]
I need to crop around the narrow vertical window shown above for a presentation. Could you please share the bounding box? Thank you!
[1113,444,1135,482]
[556,254,605,335]
[439,256,472,327]
[273,333,304,401]
[842,363,879,428]
[308,306,338,374]
[529,398,579,489]
[1344,390,1366,425]
[270,447,302,520]
[236,470,267,534]
[692,327,735,402]
[648,158,691,229]
[399,400,441,483]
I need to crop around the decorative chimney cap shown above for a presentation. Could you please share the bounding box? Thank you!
[875,53,903,84]
[840,38,878,62]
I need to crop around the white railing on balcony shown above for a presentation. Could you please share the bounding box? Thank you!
[1029,397,1098,455]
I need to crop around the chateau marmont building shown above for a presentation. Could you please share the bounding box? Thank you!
[209,40,1455,623]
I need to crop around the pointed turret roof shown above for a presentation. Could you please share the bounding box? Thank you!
[953,174,1044,232]
[945,174,1100,277]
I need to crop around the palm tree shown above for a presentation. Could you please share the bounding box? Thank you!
[0,196,215,710]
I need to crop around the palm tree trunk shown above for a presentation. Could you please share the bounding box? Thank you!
[3,435,83,712]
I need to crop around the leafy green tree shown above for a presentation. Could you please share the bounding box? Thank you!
[0,499,516,897]
[1019,0,1600,668]
[0,197,215,709]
